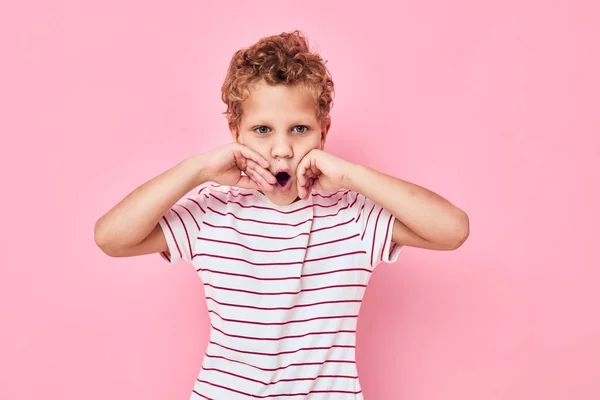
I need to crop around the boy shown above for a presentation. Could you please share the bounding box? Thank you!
[95,30,469,399]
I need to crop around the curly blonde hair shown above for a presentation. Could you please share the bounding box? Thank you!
[221,30,334,133]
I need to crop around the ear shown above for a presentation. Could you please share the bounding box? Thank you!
[229,124,240,143]
[320,118,331,149]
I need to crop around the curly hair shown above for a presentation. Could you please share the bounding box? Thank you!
[221,30,334,132]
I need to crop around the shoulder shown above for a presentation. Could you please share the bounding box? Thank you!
[313,189,362,209]
[198,183,260,207]
[309,189,360,216]
[311,188,354,204]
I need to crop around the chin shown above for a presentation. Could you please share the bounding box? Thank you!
[266,187,301,206]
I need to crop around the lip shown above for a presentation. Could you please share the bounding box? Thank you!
[272,168,293,192]
[273,168,292,176]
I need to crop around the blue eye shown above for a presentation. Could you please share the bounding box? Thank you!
[293,125,309,133]
[254,125,309,134]
[255,126,270,134]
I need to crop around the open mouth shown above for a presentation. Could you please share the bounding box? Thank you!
[275,171,291,187]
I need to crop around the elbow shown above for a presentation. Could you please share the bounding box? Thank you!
[449,210,470,250]
[94,219,118,257]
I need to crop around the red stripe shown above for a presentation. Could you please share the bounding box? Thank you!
[202,221,309,240]
[348,191,360,210]
[371,208,384,266]
[197,237,306,253]
[199,266,369,282]
[209,310,358,326]
[187,197,207,215]
[361,203,376,240]
[304,250,366,264]
[210,340,354,357]
[207,206,313,226]
[172,208,194,262]
[200,367,266,385]
[202,217,354,240]
[311,217,353,233]
[380,214,394,262]
[209,192,346,214]
[210,325,355,341]
[201,367,357,386]
[204,353,355,372]
[161,215,183,259]
[205,297,361,311]
[308,234,360,248]
[205,184,253,198]
[205,185,351,205]
[191,390,213,400]
[207,202,353,225]
[207,183,349,200]
[197,233,359,253]
[312,202,353,219]
[301,267,371,278]
[200,268,298,281]
[204,283,366,296]
[312,189,350,199]
[195,253,302,266]
[174,203,201,230]
[201,183,220,191]
[196,379,361,398]
[194,250,365,267]
[355,194,366,223]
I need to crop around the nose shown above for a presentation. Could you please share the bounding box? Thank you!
[271,133,293,160]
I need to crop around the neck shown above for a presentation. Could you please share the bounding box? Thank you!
[257,191,301,204]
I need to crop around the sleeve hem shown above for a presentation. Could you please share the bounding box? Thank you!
[158,216,180,264]
[375,215,403,269]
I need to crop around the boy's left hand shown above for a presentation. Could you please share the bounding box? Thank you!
[296,149,356,200]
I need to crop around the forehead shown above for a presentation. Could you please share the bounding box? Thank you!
[241,81,318,124]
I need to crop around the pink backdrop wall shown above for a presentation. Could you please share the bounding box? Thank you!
[2,1,599,399]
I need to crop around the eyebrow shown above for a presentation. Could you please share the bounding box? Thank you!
[247,119,314,127]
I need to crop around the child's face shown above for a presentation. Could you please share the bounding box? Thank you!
[231,80,329,206]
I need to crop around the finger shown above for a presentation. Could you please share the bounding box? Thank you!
[298,183,306,200]
[237,145,270,169]
[299,170,317,190]
[301,179,313,200]
[246,167,274,192]
[302,159,320,188]
[233,151,248,172]
[312,178,323,191]
[299,176,314,200]
[247,159,277,185]
[309,159,321,177]
[296,158,310,187]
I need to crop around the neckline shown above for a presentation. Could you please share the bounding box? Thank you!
[250,189,312,211]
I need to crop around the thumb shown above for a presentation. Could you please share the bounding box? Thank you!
[312,178,324,191]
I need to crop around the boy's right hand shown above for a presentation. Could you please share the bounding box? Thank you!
[198,143,276,191]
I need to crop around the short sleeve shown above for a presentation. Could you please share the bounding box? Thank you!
[158,185,210,264]
[348,191,403,270]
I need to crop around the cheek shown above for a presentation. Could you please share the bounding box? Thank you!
[239,135,265,154]
[295,136,321,157]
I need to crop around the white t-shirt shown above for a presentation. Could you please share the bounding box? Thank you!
[159,183,402,399]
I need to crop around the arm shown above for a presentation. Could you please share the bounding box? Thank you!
[94,155,206,257]
[346,164,469,251]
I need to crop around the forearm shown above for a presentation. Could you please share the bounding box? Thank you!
[346,164,468,246]
[94,154,206,252]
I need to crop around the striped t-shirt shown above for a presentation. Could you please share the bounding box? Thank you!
[158,183,403,399]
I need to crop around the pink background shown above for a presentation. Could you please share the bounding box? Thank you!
[2,1,599,399]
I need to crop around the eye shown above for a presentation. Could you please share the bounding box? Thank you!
[293,125,309,133]
[254,126,270,134]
